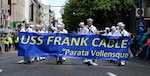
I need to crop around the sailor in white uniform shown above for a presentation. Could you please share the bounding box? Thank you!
[34,24,42,62]
[18,22,33,64]
[39,19,49,33]
[83,18,98,66]
[116,22,129,37]
[50,22,68,33]
[35,24,46,61]
[78,22,86,34]
[116,22,129,66]
[39,24,46,60]
[54,24,68,64]
[108,26,118,36]
[102,27,110,36]
[29,24,37,62]
[116,26,119,30]
[30,25,36,32]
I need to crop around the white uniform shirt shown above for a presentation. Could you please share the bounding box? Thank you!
[116,29,129,36]
[39,30,45,33]
[108,31,118,36]
[78,28,87,34]
[54,29,68,34]
[102,32,109,36]
[84,25,97,35]
[63,29,68,33]
[20,27,32,33]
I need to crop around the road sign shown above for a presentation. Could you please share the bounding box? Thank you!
[136,8,144,17]
[136,20,146,33]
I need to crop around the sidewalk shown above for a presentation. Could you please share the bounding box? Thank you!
[0,46,17,54]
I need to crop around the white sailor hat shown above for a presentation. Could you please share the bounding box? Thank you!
[111,26,116,29]
[36,24,41,27]
[117,22,125,26]
[30,25,35,27]
[105,27,110,30]
[116,26,119,29]
[57,24,62,28]
[58,22,65,28]
[78,22,84,26]
[25,21,30,24]
[87,18,94,22]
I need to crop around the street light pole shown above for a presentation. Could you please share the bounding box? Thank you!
[139,0,142,20]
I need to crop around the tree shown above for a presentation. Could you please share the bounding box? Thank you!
[62,0,136,32]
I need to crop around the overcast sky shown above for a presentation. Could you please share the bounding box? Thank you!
[41,0,67,19]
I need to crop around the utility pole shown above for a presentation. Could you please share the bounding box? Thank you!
[139,0,142,20]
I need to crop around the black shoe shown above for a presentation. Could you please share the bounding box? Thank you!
[118,63,121,66]
[60,61,63,64]
[87,61,92,66]
[57,61,59,64]
[110,60,115,63]
[24,61,31,64]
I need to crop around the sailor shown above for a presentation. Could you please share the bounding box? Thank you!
[50,23,57,32]
[116,22,129,66]
[20,22,32,32]
[39,24,45,33]
[102,27,110,36]
[83,18,98,66]
[18,21,32,64]
[30,25,35,32]
[116,26,119,30]
[54,24,68,64]
[29,24,37,62]
[116,22,129,37]
[39,24,46,60]
[78,22,86,34]
[59,23,68,33]
[39,19,48,33]
[50,21,67,33]
[108,26,118,36]
[34,24,44,61]
[107,26,119,63]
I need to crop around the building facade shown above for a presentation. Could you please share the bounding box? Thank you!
[0,0,25,32]
[40,4,50,24]
[11,0,25,31]
[0,0,10,32]
[29,0,42,24]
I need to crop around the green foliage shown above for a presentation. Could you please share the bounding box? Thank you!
[62,0,136,32]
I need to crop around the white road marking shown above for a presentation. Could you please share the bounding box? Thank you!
[0,69,3,73]
[17,60,24,64]
[106,72,117,76]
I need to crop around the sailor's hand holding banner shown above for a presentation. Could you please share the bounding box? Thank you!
[18,32,129,61]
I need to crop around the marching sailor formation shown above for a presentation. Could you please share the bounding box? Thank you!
[18,18,130,66]
[77,18,130,66]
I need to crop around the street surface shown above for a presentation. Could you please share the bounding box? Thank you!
[0,51,150,76]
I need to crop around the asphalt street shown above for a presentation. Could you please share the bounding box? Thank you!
[0,51,150,76]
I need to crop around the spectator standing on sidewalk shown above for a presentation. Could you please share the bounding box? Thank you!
[140,31,149,58]
[144,34,150,60]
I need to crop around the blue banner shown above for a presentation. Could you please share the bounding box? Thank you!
[18,32,130,60]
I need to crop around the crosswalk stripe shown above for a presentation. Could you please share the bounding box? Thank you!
[106,72,117,76]
[0,69,3,73]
